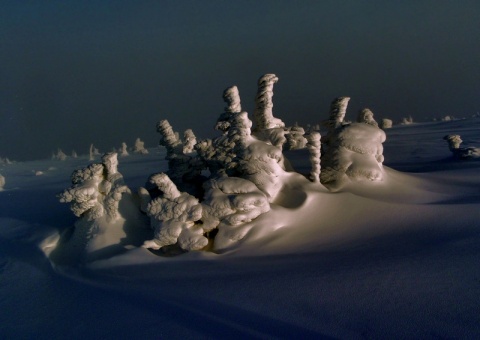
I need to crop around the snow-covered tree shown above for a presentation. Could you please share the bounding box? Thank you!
[119,142,129,157]
[401,116,414,125]
[58,152,130,222]
[141,173,207,251]
[158,120,202,179]
[52,149,67,161]
[284,124,308,150]
[321,104,386,191]
[0,173,5,191]
[215,85,242,133]
[380,118,393,129]
[89,144,101,161]
[183,129,197,154]
[443,134,480,159]
[133,138,148,154]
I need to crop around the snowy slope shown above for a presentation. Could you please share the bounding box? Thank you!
[1,119,479,338]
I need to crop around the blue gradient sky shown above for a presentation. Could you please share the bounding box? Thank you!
[1,0,479,160]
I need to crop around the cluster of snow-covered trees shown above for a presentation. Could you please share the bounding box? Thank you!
[57,73,391,257]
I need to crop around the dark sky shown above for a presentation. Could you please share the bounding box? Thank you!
[1,0,479,161]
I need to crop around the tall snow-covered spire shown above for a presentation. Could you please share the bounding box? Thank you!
[223,85,242,114]
[253,74,284,131]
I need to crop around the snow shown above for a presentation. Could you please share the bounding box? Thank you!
[1,119,480,338]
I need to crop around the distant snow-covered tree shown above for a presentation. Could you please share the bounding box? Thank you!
[380,118,393,129]
[119,142,129,157]
[400,116,414,125]
[52,149,67,161]
[443,134,480,159]
[133,138,148,154]
[89,144,101,161]
[0,173,5,191]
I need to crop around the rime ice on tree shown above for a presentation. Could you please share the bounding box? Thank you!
[252,74,287,149]
[443,134,480,159]
[52,149,67,161]
[133,138,149,154]
[306,132,321,182]
[58,152,130,222]
[156,120,203,191]
[215,85,242,133]
[321,105,386,191]
[285,124,308,150]
[380,118,393,129]
[141,173,207,251]
[119,142,129,157]
[183,129,197,154]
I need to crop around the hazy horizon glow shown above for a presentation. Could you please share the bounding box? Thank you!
[1,0,479,161]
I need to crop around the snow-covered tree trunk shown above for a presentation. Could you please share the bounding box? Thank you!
[306,132,321,182]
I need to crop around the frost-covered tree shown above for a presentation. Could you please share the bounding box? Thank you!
[357,108,378,127]
[443,134,480,159]
[141,173,207,251]
[183,129,197,154]
[58,152,130,222]
[401,116,414,125]
[284,124,308,150]
[0,173,5,191]
[52,149,67,161]
[306,132,321,183]
[155,120,204,195]
[89,144,101,161]
[133,138,149,154]
[0,157,13,165]
[321,104,386,191]
[119,142,129,157]
[380,118,393,129]
[253,74,285,130]
[215,85,242,133]
[444,135,463,151]
[252,74,286,148]
[322,97,351,146]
